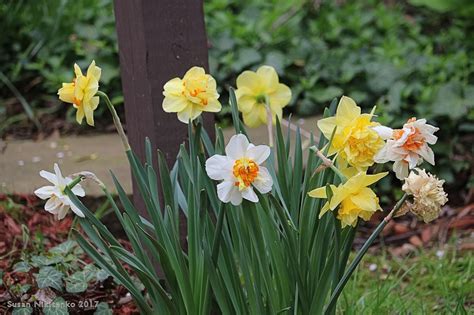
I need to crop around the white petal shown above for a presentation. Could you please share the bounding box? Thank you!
[205,155,234,180]
[406,152,419,169]
[54,163,66,187]
[229,189,243,206]
[225,134,250,160]
[217,181,236,203]
[252,166,273,194]
[71,184,86,197]
[70,201,85,217]
[374,144,391,163]
[417,145,435,165]
[57,205,69,220]
[393,160,409,180]
[242,187,259,203]
[372,125,393,140]
[246,145,270,164]
[39,170,58,185]
[34,186,55,199]
[44,197,61,212]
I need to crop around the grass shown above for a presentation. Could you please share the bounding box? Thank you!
[338,239,473,314]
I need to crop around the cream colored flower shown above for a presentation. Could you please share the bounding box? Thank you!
[205,134,273,205]
[34,163,85,220]
[235,65,291,128]
[374,117,439,179]
[162,67,221,123]
[401,168,448,222]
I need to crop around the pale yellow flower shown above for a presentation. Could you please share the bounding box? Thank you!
[58,61,101,126]
[162,67,221,123]
[318,96,384,169]
[235,65,291,128]
[308,171,388,228]
[401,168,448,222]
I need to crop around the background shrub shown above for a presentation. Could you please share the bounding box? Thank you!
[0,0,472,193]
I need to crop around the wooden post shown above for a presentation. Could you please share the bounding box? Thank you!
[113,0,214,196]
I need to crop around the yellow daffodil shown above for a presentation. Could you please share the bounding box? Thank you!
[235,65,291,128]
[308,171,388,228]
[162,66,221,124]
[58,60,101,126]
[318,96,384,169]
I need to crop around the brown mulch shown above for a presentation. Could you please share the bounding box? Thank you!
[0,194,138,314]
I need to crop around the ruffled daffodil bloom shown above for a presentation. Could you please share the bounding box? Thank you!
[374,118,439,179]
[58,61,101,126]
[401,168,447,222]
[205,134,273,205]
[235,65,291,128]
[308,171,388,228]
[162,66,221,123]
[318,96,385,169]
[34,163,85,220]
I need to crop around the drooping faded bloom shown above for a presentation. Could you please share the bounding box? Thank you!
[34,163,85,220]
[162,66,221,123]
[58,61,101,126]
[205,134,273,205]
[235,65,291,128]
[374,118,439,180]
[401,168,448,222]
[308,171,388,228]
[317,96,385,169]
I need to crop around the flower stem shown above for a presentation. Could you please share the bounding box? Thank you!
[324,193,408,314]
[309,146,347,182]
[211,204,226,264]
[265,96,274,147]
[96,91,130,151]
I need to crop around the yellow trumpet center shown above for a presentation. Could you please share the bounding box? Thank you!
[233,158,259,190]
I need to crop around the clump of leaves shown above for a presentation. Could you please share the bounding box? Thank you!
[3,240,113,315]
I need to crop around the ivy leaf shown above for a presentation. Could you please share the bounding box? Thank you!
[13,261,31,273]
[49,240,77,255]
[94,302,112,315]
[65,271,88,293]
[31,255,63,267]
[12,307,33,315]
[36,267,64,291]
[43,297,69,315]
[95,269,110,282]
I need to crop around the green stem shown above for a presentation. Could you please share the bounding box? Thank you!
[324,193,408,314]
[211,204,226,263]
[265,96,274,147]
[309,146,347,182]
[96,91,130,151]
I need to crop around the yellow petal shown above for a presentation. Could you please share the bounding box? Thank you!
[350,188,378,212]
[163,78,184,96]
[236,71,263,93]
[256,65,279,91]
[237,94,257,113]
[76,107,85,124]
[163,96,188,113]
[86,60,101,81]
[308,187,327,198]
[317,116,337,139]
[183,66,205,79]
[84,105,94,126]
[329,186,350,210]
[243,109,264,128]
[336,96,360,125]
[318,202,331,218]
[58,83,75,103]
[177,104,202,123]
[204,99,222,112]
[74,63,83,78]
[269,83,291,109]
[358,172,388,188]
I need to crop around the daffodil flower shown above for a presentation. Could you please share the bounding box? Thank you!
[58,61,101,126]
[235,65,291,128]
[205,134,273,205]
[162,67,221,123]
[34,163,85,220]
[374,117,439,179]
[308,171,388,228]
[317,96,385,169]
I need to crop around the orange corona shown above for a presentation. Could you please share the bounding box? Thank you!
[233,158,259,189]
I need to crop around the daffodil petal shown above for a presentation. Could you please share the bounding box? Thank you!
[242,187,258,203]
[225,134,250,160]
[252,166,273,194]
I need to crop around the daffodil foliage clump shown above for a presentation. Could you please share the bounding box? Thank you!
[36,62,447,314]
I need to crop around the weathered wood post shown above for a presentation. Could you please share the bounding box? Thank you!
[113,0,214,203]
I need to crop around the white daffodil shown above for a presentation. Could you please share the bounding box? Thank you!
[373,117,438,180]
[34,163,85,220]
[205,134,273,205]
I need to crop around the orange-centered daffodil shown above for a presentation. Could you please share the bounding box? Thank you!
[235,65,291,128]
[308,171,388,228]
[58,61,101,126]
[162,66,221,123]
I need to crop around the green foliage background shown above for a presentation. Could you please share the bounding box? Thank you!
[0,0,472,189]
